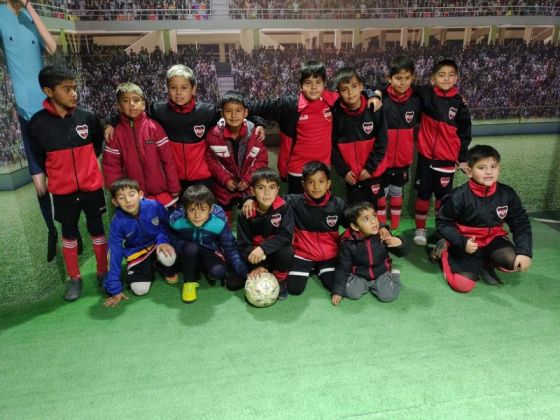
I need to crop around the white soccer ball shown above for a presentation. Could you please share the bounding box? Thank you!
[245,272,280,308]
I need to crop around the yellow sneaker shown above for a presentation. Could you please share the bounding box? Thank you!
[182,282,199,303]
[165,274,178,285]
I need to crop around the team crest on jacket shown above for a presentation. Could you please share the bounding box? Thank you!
[326,215,338,227]
[496,206,508,219]
[271,213,282,227]
[362,121,374,135]
[448,107,457,120]
[151,217,160,226]
[75,125,88,140]
[371,183,381,195]
[405,111,415,124]
[323,108,332,121]
[440,177,451,187]
[194,125,205,138]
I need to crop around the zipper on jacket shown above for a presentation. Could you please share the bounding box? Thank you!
[366,238,375,279]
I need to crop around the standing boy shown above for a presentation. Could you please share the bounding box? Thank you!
[237,167,294,299]
[331,67,388,207]
[249,61,339,193]
[205,90,268,221]
[376,56,421,230]
[102,82,181,208]
[413,59,471,246]
[331,201,407,305]
[103,178,177,307]
[431,145,532,293]
[29,66,107,301]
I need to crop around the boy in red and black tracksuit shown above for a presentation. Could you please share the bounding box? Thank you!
[376,56,421,230]
[331,67,388,207]
[248,61,339,194]
[102,82,180,208]
[29,66,108,302]
[285,161,346,295]
[433,145,532,293]
[413,59,472,246]
[106,65,264,193]
[331,201,408,305]
[205,91,268,221]
[237,168,294,299]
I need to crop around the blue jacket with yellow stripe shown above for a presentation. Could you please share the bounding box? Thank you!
[105,198,171,296]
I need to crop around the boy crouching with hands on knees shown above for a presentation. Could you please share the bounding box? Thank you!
[331,201,408,305]
[103,178,177,307]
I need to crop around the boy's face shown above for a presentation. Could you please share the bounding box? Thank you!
[351,208,379,237]
[118,92,145,120]
[303,170,331,200]
[337,76,364,110]
[387,69,413,95]
[431,65,458,91]
[167,76,196,106]
[467,157,500,187]
[222,102,248,132]
[112,187,143,216]
[252,179,279,212]
[44,80,78,112]
[300,76,325,101]
[185,202,212,227]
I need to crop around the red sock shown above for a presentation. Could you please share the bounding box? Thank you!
[273,270,288,282]
[62,237,80,279]
[414,198,430,229]
[91,235,108,275]
[377,196,387,225]
[389,196,403,229]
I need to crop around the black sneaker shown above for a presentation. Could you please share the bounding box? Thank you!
[277,283,288,301]
[47,229,58,262]
[429,239,447,263]
[481,266,503,285]
[77,231,84,255]
[64,279,83,301]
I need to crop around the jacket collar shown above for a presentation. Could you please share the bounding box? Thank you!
[433,86,459,97]
[168,98,195,114]
[43,99,75,118]
[387,85,412,103]
[469,179,497,197]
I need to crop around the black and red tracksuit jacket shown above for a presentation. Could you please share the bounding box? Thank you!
[332,229,407,296]
[436,180,532,257]
[331,94,388,179]
[379,86,421,170]
[29,100,104,195]
[150,100,219,182]
[286,191,346,262]
[415,85,471,169]
[237,196,294,260]
[249,91,338,178]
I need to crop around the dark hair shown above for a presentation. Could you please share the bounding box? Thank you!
[251,167,281,187]
[38,65,76,90]
[333,67,363,90]
[109,178,140,198]
[344,201,376,226]
[220,90,247,109]
[302,160,330,181]
[432,59,458,75]
[467,145,501,167]
[299,61,326,85]
[388,56,415,77]
[182,184,215,208]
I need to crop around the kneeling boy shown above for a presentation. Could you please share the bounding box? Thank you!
[331,201,407,305]
[169,185,248,303]
[237,167,295,299]
[103,178,177,307]
[432,145,532,293]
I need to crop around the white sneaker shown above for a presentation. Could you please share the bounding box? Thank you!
[391,268,401,275]
[413,228,427,246]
